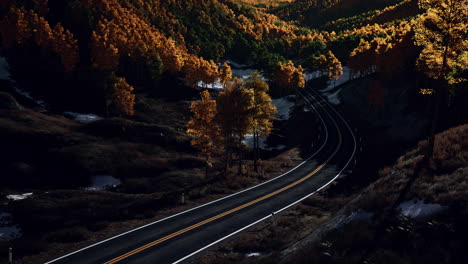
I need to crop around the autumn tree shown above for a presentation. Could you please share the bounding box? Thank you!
[413,0,468,156]
[0,8,79,72]
[315,54,328,76]
[183,54,202,87]
[244,72,277,172]
[216,78,254,174]
[219,62,233,88]
[187,90,222,176]
[326,50,343,86]
[199,59,219,87]
[348,39,374,77]
[274,60,306,95]
[108,76,136,116]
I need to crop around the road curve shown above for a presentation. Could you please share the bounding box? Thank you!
[45,85,357,264]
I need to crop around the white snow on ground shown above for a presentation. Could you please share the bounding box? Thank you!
[265,144,287,151]
[197,80,224,90]
[347,210,374,223]
[225,60,248,69]
[0,212,22,240]
[399,200,448,219]
[331,66,352,89]
[84,175,121,191]
[196,61,267,89]
[231,68,266,81]
[305,70,323,82]
[243,134,286,151]
[64,112,104,124]
[6,193,33,201]
[324,89,343,105]
[13,86,47,107]
[305,66,353,106]
[243,133,256,148]
[272,95,295,120]
[0,56,11,80]
[246,252,262,257]
[325,210,374,232]
[0,56,47,107]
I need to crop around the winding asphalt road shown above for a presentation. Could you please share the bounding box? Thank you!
[45,85,357,264]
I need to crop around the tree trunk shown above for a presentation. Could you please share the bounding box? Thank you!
[427,43,450,158]
[238,138,243,175]
[224,147,231,175]
[253,132,258,172]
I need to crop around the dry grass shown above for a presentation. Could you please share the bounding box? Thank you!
[268,125,468,264]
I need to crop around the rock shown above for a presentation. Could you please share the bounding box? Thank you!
[0,92,23,110]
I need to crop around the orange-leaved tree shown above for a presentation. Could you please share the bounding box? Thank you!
[219,62,233,88]
[326,50,343,86]
[108,76,136,116]
[187,90,222,176]
[413,0,467,156]
[245,72,277,172]
[0,8,79,72]
[216,78,254,174]
[275,60,305,95]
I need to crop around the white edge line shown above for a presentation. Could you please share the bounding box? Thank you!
[44,94,329,264]
[172,87,357,264]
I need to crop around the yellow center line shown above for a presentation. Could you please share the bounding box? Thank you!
[104,96,343,264]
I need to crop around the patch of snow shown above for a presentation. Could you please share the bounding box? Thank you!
[399,200,448,219]
[264,144,287,151]
[243,134,286,151]
[242,134,268,148]
[0,56,47,107]
[347,210,374,223]
[196,80,224,91]
[305,67,353,105]
[0,212,22,240]
[272,95,295,120]
[6,193,33,201]
[13,86,47,107]
[225,60,248,69]
[246,252,262,257]
[325,210,374,232]
[324,88,343,106]
[231,68,267,81]
[305,70,323,82]
[243,133,255,148]
[332,66,352,88]
[64,112,104,124]
[84,175,121,191]
[0,56,11,80]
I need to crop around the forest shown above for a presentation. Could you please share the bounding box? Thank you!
[0,0,466,263]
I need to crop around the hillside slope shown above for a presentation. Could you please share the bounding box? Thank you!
[281,124,468,264]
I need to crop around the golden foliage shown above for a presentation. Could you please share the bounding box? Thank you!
[87,0,219,86]
[275,60,306,91]
[245,72,277,138]
[413,0,468,84]
[216,78,255,150]
[220,62,233,87]
[187,90,221,167]
[182,54,219,87]
[0,7,79,71]
[328,52,343,81]
[348,21,416,76]
[110,77,136,116]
